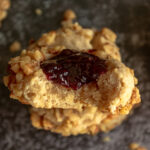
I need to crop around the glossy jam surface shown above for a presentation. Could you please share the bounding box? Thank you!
[40,49,107,90]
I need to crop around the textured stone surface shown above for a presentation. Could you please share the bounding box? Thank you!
[0,0,150,150]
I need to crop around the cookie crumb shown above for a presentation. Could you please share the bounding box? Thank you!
[63,9,76,21]
[0,0,10,27]
[9,41,21,52]
[129,143,147,150]
[35,8,42,16]
[102,136,111,142]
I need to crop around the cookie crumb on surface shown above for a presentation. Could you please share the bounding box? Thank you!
[129,143,147,150]
[102,136,111,142]
[0,0,10,27]
[9,41,21,52]
[35,8,42,16]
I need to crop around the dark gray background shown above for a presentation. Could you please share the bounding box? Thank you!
[0,0,150,150]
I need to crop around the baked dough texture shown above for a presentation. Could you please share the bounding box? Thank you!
[3,10,141,136]
[30,87,140,136]
[0,0,10,26]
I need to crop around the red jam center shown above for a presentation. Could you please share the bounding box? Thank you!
[40,49,107,90]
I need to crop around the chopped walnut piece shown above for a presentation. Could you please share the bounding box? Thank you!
[16,72,23,82]
[101,28,117,42]
[37,31,56,46]
[63,9,76,21]
[11,63,20,73]
[20,62,33,75]
[129,143,147,150]
[33,50,44,61]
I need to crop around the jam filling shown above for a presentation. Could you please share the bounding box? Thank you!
[40,49,107,90]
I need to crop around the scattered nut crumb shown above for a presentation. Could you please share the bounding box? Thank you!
[102,136,111,142]
[10,41,21,52]
[0,0,10,27]
[35,8,42,16]
[129,143,147,150]
[63,9,76,21]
